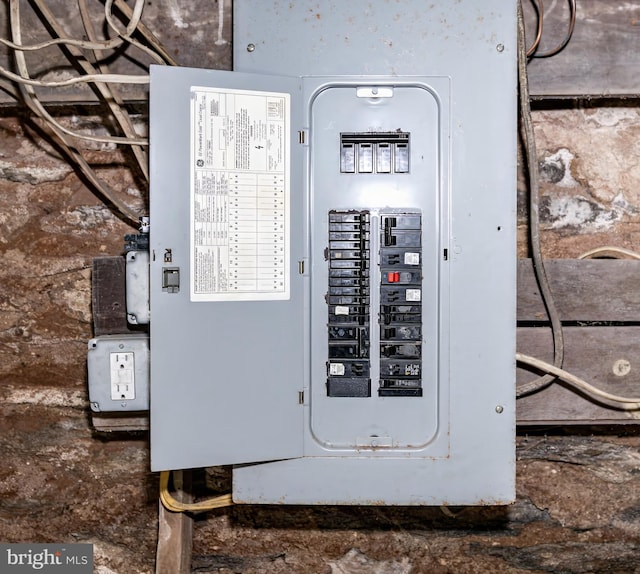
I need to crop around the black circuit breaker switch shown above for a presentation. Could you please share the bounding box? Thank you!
[327,378,371,398]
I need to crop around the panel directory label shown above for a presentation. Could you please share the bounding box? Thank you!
[190,87,290,301]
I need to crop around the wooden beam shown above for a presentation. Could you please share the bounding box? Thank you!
[156,471,193,574]
[517,259,640,323]
[92,256,133,336]
[517,326,640,424]
[524,0,640,98]
[91,413,149,433]
[517,259,640,425]
[517,259,640,424]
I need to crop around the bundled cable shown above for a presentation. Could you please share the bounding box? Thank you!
[4,0,178,226]
[159,471,234,514]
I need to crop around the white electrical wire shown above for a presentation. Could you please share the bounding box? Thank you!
[9,0,140,224]
[215,0,227,45]
[103,0,166,65]
[77,0,149,180]
[516,352,640,409]
[4,0,181,222]
[577,246,640,260]
[111,0,178,65]
[2,0,167,65]
[105,0,145,38]
[23,0,150,148]
[0,62,148,146]
[3,0,167,148]
[0,66,149,88]
[5,1,149,146]
[0,35,125,53]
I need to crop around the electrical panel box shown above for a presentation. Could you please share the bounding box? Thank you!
[149,0,517,505]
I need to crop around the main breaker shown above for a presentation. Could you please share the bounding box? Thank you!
[145,0,516,505]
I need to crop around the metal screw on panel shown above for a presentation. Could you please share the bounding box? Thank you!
[121,402,127,408]
[496,43,505,52]
[247,43,256,52]
[495,405,504,414]
[119,344,124,349]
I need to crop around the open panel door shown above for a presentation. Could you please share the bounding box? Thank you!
[149,66,304,470]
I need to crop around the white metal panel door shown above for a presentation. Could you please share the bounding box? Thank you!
[149,66,305,470]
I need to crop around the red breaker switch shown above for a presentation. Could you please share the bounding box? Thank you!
[388,272,400,283]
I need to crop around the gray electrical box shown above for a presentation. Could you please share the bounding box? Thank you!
[149,0,517,505]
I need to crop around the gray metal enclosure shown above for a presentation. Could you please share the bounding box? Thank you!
[149,0,517,505]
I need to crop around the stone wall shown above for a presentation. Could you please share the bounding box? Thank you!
[520,105,640,258]
[1,100,640,572]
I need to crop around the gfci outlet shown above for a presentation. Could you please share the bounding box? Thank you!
[110,352,135,400]
[87,334,149,412]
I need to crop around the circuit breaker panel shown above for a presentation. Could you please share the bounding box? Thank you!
[306,80,446,455]
[148,0,517,505]
[326,209,424,401]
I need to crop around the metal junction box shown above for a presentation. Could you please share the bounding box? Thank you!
[149,0,517,505]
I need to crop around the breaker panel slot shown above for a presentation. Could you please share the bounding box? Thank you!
[379,213,423,397]
[327,211,371,397]
[340,132,410,174]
